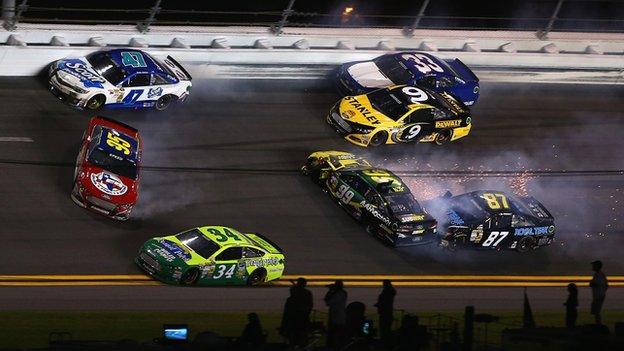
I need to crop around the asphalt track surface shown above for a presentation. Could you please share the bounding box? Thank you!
[0,77,623,286]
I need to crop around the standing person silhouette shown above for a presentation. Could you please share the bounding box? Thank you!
[324,280,347,350]
[589,260,609,325]
[281,277,313,347]
[375,280,396,349]
[564,283,578,329]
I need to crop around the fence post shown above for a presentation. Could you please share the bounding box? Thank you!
[403,0,430,37]
[463,306,474,351]
[2,0,25,31]
[538,0,565,39]
[137,0,161,33]
[272,0,296,35]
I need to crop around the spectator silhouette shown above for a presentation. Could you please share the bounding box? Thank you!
[375,279,396,349]
[589,260,609,325]
[564,283,578,329]
[239,312,265,350]
[345,301,366,338]
[325,280,347,349]
[280,277,313,347]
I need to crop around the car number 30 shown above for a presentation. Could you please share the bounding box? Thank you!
[213,264,236,279]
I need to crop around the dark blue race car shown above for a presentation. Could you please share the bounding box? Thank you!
[425,190,555,252]
[336,52,480,106]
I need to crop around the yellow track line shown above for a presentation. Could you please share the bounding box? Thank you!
[0,274,622,287]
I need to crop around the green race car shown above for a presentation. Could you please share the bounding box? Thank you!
[135,226,285,286]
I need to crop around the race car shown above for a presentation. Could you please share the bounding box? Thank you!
[326,84,472,147]
[425,190,555,252]
[302,151,437,246]
[336,52,480,106]
[71,116,141,220]
[48,49,192,110]
[135,226,285,286]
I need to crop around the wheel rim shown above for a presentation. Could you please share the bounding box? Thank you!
[249,270,265,285]
[87,96,103,110]
[182,269,198,284]
[436,131,450,145]
[369,132,386,146]
[156,96,171,109]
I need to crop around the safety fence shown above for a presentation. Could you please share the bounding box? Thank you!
[1,0,623,38]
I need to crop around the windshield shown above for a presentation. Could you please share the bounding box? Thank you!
[87,147,137,180]
[86,52,126,85]
[176,229,220,259]
[367,89,408,120]
[374,55,413,84]
[450,194,489,222]
[385,193,423,215]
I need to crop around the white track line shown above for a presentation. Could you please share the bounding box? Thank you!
[0,137,34,142]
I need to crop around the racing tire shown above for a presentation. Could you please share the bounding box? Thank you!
[180,268,200,285]
[86,94,106,110]
[247,268,267,286]
[368,131,387,147]
[434,129,452,146]
[155,94,174,111]
[516,237,537,253]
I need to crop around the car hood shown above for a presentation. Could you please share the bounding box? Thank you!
[78,164,137,204]
[346,61,394,88]
[56,57,107,89]
[142,238,192,267]
[338,95,396,127]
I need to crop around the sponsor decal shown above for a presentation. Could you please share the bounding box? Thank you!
[345,96,380,125]
[514,226,550,236]
[152,248,176,263]
[447,210,465,225]
[335,153,356,160]
[90,171,128,196]
[360,200,392,226]
[435,119,462,128]
[400,214,425,223]
[246,257,280,268]
[64,61,106,84]
[341,110,355,119]
[160,239,191,261]
[147,87,163,98]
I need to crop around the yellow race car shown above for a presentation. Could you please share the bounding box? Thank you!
[326,85,472,147]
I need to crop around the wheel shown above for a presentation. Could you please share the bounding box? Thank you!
[368,131,387,147]
[86,94,105,110]
[434,129,452,146]
[247,269,267,286]
[180,268,200,285]
[516,237,537,253]
[155,95,174,111]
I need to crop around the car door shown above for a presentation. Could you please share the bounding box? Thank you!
[481,213,513,249]
[211,247,244,284]
[119,73,150,106]
[397,108,435,143]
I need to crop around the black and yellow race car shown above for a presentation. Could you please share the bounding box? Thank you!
[326,84,472,147]
[425,190,555,252]
[302,151,437,246]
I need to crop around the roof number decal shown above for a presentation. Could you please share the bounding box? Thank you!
[401,53,444,74]
[121,51,147,68]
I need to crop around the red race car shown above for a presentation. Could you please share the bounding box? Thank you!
[71,116,142,220]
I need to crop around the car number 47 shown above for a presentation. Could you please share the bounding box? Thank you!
[213,264,236,279]
[482,231,509,247]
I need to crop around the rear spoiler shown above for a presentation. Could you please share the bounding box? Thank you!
[451,58,479,83]
[167,55,192,81]
[247,233,284,254]
[95,116,138,133]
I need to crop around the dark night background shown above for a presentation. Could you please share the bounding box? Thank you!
[16,0,624,32]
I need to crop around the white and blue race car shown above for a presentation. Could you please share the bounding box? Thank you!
[48,49,192,110]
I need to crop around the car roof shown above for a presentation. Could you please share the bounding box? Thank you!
[197,226,256,248]
[386,85,468,115]
[104,49,172,77]
[352,168,408,195]
[393,52,456,78]
[91,118,140,163]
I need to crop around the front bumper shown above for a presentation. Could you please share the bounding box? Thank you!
[71,185,131,221]
[49,75,86,108]
[393,229,438,247]
[134,255,180,285]
[325,113,371,147]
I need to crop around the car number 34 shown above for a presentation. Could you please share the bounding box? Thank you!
[213,264,236,279]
